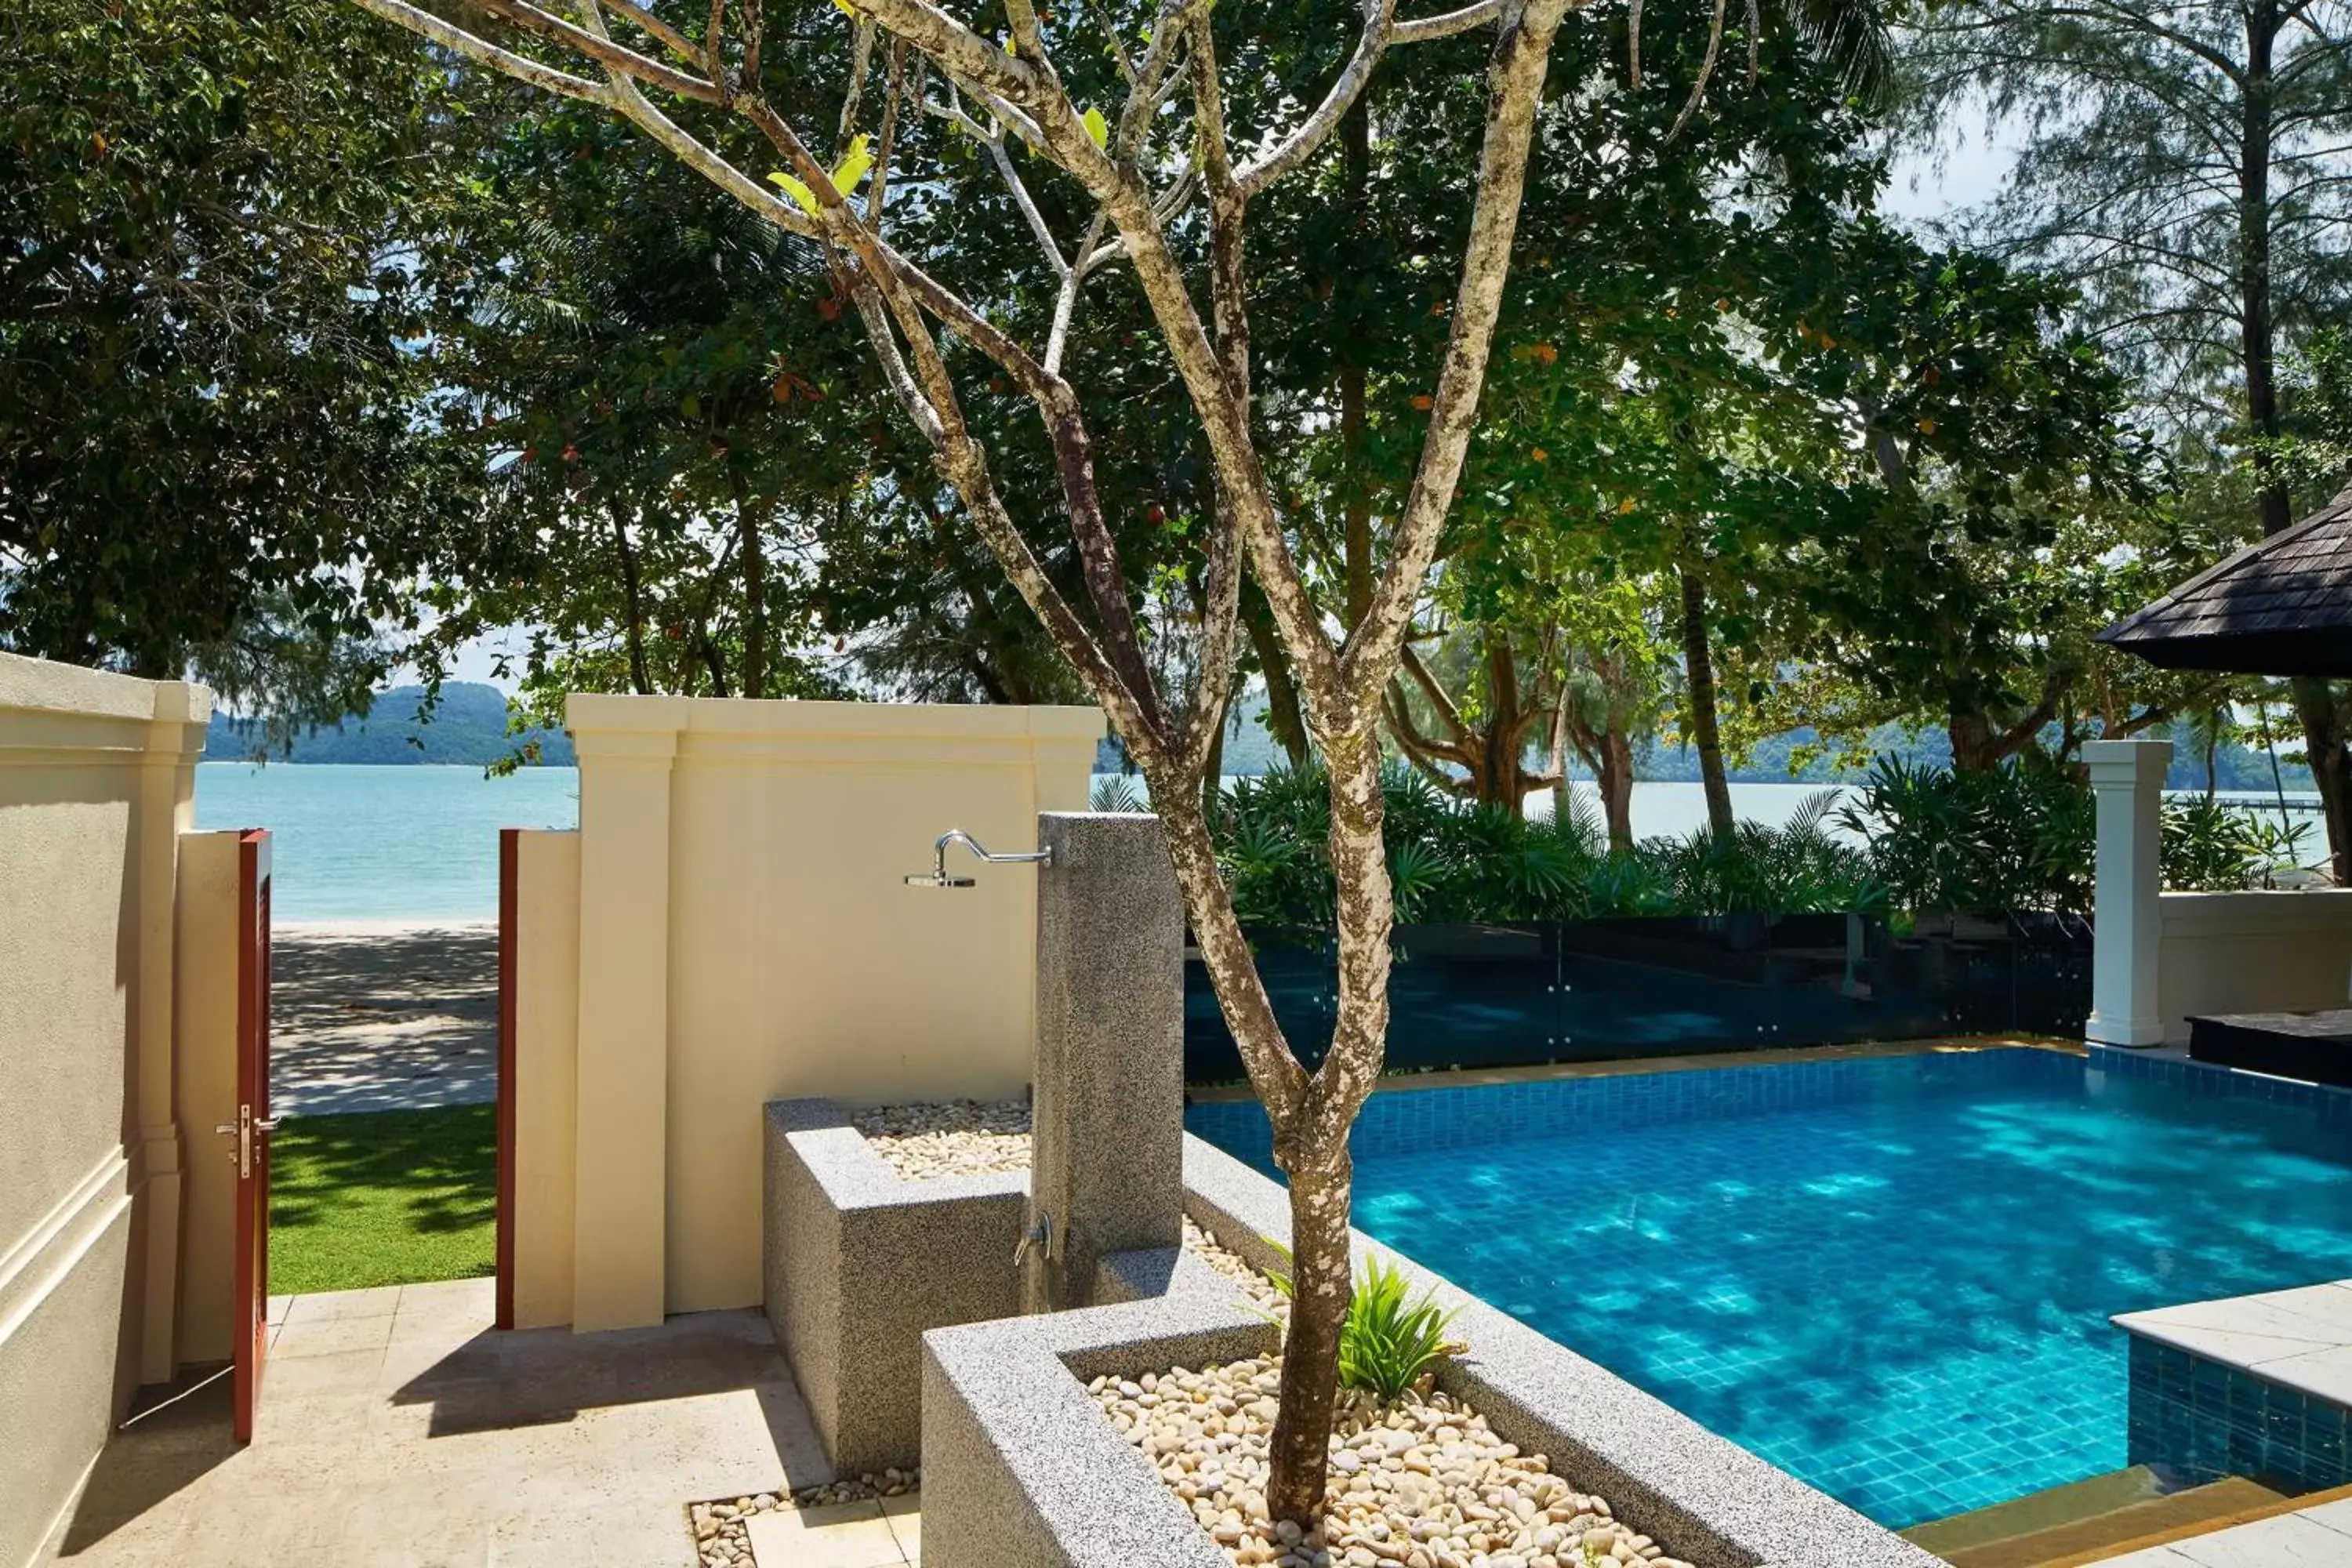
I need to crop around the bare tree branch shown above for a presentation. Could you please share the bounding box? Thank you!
[346,0,612,102]
[1345,0,1577,714]
[602,0,700,65]
[474,0,725,101]
[1394,0,1505,42]
[1236,0,1399,198]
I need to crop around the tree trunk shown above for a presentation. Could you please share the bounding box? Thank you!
[610,507,653,695]
[1598,728,1634,853]
[1265,732,1392,1525]
[1273,1141,1354,1524]
[730,476,771,700]
[1480,637,1523,811]
[1140,741,1388,1530]
[2236,4,2352,874]
[741,507,768,700]
[1548,671,1573,832]
[1340,97,1373,633]
[2292,680,2352,884]
[1243,586,1313,768]
[1949,713,1999,772]
[1202,678,1233,824]
[697,625,731,698]
[2241,2,2288,538]
[1678,566,1734,840]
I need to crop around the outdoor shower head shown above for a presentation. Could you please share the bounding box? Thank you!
[905,828,1051,889]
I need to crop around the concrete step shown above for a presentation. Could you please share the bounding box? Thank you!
[1907,1474,2288,1568]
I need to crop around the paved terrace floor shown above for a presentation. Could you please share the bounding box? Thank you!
[270,923,499,1115]
[40,1279,840,1566]
[2088,1492,2352,1565]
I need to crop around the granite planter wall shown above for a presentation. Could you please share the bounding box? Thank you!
[916,1134,1945,1568]
[764,1098,1026,1475]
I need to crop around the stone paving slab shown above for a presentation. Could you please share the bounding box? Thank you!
[42,1278,833,1567]
[743,1497,922,1568]
[2089,1496,2352,1565]
[2113,1279,2352,1393]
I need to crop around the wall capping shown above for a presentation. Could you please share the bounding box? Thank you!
[0,650,212,726]
[565,692,1102,747]
[2160,887,2352,939]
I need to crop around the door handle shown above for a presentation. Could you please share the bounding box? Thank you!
[212,1105,272,1178]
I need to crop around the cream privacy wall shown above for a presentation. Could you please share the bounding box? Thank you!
[2155,890,2352,1044]
[0,652,208,1568]
[2086,739,2352,1047]
[510,829,579,1332]
[172,832,247,1364]
[539,696,1102,1330]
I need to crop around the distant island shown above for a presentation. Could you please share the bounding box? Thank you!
[211,681,2316,793]
[1108,702,2318,792]
[205,683,575,766]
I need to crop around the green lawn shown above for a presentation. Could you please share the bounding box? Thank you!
[269,1104,496,1295]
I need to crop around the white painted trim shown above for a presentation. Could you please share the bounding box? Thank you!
[0,1150,132,1347]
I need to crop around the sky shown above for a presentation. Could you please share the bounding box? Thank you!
[419,117,2015,696]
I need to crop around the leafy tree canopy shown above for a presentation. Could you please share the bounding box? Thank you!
[0,0,503,728]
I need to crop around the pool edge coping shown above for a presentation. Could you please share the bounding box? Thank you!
[1185,1035,2083,1103]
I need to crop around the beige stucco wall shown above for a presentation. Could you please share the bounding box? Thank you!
[539,697,1101,1328]
[0,652,209,1568]
[510,829,580,1332]
[2154,888,2352,1044]
[172,832,245,1364]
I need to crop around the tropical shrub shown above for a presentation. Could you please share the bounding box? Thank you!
[1213,762,1881,930]
[1090,773,1147,813]
[1835,755,2096,915]
[1837,754,2310,915]
[2161,796,2314,891]
[1269,1247,1463,1402]
[1642,791,1889,916]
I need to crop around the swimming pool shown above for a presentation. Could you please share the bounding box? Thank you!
[1185,1047,2352,1530]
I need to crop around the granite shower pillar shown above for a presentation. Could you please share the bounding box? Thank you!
[1021,811,1186,1314]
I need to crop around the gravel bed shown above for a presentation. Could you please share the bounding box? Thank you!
[686,1471,917,1568]
[1185,1217,1289,1319]
[851,1099,1031,1179]
[1091,1360,1694,1568]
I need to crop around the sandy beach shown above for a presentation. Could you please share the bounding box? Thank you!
[270,920,499,1116]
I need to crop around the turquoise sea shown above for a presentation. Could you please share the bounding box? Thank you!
[194,763,579,923]
[194,764,2328,924]
[193,767,1835,924]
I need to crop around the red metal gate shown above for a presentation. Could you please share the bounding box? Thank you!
[227,829,274,1443]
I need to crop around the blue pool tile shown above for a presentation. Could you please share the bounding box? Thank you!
[1189,1047,2352,1530]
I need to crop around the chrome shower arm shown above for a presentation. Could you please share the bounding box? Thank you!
[905,829,1052,887]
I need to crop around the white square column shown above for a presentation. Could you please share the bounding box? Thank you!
[2085,739,2172,1047]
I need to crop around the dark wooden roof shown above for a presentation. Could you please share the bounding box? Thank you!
[2099,487,2352,677]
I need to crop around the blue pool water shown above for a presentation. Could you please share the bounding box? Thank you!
[1186,1049,2352,1530]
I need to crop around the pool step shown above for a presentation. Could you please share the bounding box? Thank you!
[1903,1472,2287,1567]
[1902,1468,2170,1560]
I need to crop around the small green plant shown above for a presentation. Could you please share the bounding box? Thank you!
[1267,1245,1464,1401]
